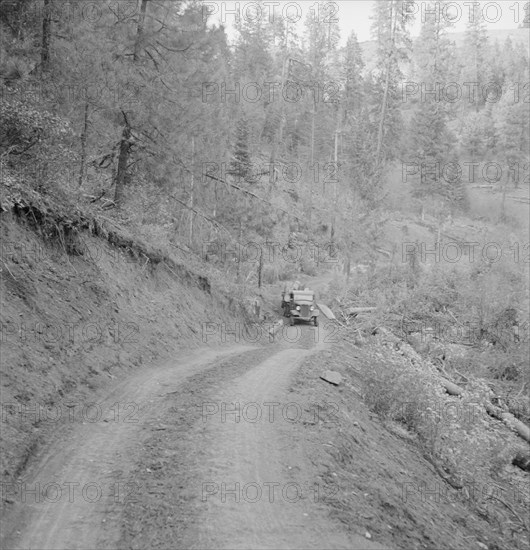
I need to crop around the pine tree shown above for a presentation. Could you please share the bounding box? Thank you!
[459,111,487,162]
[461,3,491,113]
[233,0,274,82]
[343,31,364,124]
[493,75,530,190]
[410,1,456,199]
[441,152,469,213]
[370,0,414,165]
[228,117,254,183]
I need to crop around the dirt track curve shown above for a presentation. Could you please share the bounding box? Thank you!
[2,329,387,550]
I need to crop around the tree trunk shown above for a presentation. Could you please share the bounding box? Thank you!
[236,220,243,281]
[500,172,508,222]
[213,179,217,219]
[257,247,263,289]
[375,1,397,167]
[376,62,391,167]
[442,377,530,443]
[114,112,131,207]
[270,57,288,166]
[41,0,51,71]
[78,102,89,187]
[331,124,339,243]
[134,0,149,62]
[308,99,316,228]
[189,136,195,247]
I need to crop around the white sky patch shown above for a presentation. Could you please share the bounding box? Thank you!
[204,1,528,44]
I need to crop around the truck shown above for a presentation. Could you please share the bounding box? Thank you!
[281,285,320,326]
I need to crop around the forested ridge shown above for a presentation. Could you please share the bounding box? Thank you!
[1,0,529,434]
[1,1,528,249]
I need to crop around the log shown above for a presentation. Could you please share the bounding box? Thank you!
[375,247,392,258]
[317,303,336,320]
[440,378,463,396]
[320,370,343,386]
[513,452,530,472]
[440,378,530,443]
[484,403,530,442]
[346,307,376,315]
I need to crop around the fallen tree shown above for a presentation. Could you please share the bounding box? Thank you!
[441,377,530,444]
[346,306,376,315]
[375,327,530,448]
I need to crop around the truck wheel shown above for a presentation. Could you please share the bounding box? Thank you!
[290,316,295,326]
[313,317,318,327]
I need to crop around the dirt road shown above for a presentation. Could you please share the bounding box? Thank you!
[1,346,255,550]
[191,344,385,550]
[1,320,387,550]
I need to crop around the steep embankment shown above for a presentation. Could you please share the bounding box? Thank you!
[0,200,252,498]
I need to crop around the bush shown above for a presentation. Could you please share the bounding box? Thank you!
[0,97,74,194]
[300,255,317,276]
[363,359,442,455]
[261,264,278,284]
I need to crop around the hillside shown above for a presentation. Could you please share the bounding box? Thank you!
[0,186,256,489]
[1,185,529,550]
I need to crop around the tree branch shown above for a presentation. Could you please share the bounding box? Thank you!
[155,39,192,53]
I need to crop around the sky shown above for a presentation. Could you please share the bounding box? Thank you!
[336,0,527,42]
[207,0,528,44]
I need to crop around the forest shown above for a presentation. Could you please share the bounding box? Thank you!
[1,0,529,368]
[0,1,529,548]
[1,0,528,252]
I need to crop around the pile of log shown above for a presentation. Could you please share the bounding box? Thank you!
[376,327,530,468]
[441,377,530,444]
